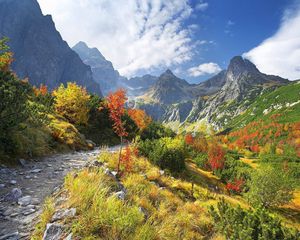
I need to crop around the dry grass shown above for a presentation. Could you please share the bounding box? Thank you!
[31,197,55,240]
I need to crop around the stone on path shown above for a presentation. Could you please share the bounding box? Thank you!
[0,231,19,240]
[5,188,22,202]
[18,196,32,206]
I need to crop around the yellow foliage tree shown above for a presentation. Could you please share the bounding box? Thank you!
[53,82,90,125]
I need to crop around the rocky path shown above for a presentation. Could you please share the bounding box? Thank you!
[0,147,118,240]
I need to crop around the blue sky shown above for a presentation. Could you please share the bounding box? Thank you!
[39,0,300,83]
[180,0,292,82]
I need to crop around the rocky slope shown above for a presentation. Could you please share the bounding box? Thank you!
[72,41,120,96]
[0,0,101,95]
[135,56,289,129]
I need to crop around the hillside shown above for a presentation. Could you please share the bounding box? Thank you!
[228,81,300,129]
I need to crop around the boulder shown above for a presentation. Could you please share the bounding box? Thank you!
[51,208,76,222]
[42,224,63,240]
[4,188,22,202]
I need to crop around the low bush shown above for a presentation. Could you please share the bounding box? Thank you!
[210,199,299,240]
[193,153,208,169]
[140,121,175,141]
[138,137,186,173]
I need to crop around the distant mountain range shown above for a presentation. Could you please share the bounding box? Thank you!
[134,56,289,130]
[0,0,294,131]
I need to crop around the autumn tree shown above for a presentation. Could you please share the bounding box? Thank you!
[105,89,128,174]
[127,108,151,131]
[53,83,90,125]
[208,143,226,171]
[0,37,13,71]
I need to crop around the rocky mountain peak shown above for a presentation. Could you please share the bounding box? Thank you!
[73,41,106,62]
[227,56,259,76]
[164,69,174,75]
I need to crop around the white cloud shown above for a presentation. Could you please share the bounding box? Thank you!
[38,0,196,77]
[188,62,222,77]
[244,2,300,80]
[195,2,208,11]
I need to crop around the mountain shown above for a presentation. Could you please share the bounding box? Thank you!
[73,42,159,96]
[72,41,120,95]
[0,0,101,95]
[135,56,289,129]
[119,74,158,97]
[186,56,289,128]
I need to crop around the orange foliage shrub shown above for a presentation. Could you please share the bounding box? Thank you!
[185,134,194,145]
[208,144,225,170]
[127,109,151,131]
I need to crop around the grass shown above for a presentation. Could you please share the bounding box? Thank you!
[31,197,55,240]
[33,147,300,239]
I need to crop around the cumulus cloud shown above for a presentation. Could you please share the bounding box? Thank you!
[244,1,300,80]
[188,62,222,77]
[195,2,208,11]
[38,0,196,77]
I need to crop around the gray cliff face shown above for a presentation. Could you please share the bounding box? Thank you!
[0,0,102,95]
[72,42,120,95]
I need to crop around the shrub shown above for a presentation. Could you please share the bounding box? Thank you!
[0,69,31,156]
[138,138,186,173]
[193,153,208,169]
[245,166,295,207]
[140,121,175,141]
[53,82,90,125]
[210,199,299,240]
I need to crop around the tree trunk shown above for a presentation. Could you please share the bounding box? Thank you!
[117,136,123,174]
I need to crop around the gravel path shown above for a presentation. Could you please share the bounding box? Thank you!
[0,147,118,239]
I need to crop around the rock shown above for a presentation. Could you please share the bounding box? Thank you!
[3,208,14,216]
[0,184,5,188]
[65,233,72,240]
[5,188,22,202]
[51,208,76,222]
[25,175,31,179]
[86,139,96,150]
[159,170,165,176]
[111,171,118,178]
[19,159,27,167]
[85,160,103,168]
[30,169,42,173]
[0,231,19,240]
[18,196,32,206]
[31,198,41,205]
[10,212,19,217]
[114,190,126,200]
[42,224,63,240]
[139,207,148,219]
[23,208,36,216]
[10,180,17,185]
[46,164,53,167]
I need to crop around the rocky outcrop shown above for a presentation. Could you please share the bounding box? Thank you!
[0,0,102,95]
